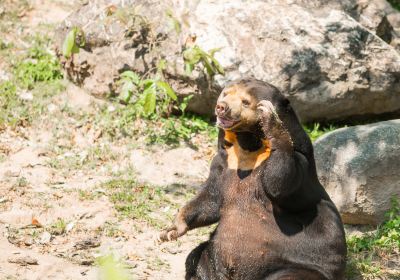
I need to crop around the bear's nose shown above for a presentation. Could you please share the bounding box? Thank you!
[215,102,228,115]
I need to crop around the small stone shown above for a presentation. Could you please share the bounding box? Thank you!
[4,170,20,177]
[24,237,34,246]
[40,231,52,244]
[47,104,57,112]
[17,90,33,101]
[8,255,38,266]
[164,247,182,255]
[65,222,75,233]
[74,238,100,250]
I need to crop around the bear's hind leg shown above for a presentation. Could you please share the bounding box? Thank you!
[185,241,211,280]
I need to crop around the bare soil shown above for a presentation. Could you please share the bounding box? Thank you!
[0,1,212,279]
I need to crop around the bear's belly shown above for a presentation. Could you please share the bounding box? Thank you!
[211,206,282,278]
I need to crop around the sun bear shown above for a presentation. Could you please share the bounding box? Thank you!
[159,78,347,280]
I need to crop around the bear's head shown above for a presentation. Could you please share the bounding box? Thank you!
[215,78,313,160]
[215,78,287,132]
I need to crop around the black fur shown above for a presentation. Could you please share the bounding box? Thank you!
[178,79,346,280]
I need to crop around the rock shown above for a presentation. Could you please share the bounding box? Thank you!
[56,0,400,122]
[74,237,101,250]
[8,255,38,266]
[314,120,400,225]
[130,147,209,187]
[39,231,52,245]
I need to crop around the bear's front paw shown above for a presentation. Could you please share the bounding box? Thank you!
[158,220,188,242]
[257,100,282,127]
[257,100,279,120]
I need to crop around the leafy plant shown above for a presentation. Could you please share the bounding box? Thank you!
[62,27,85,58]
[49,218,67,235]
[166,9,181,34]
[14,37,63,89]
[303,123,340,142]
[97,254,130,280]
[346,198,400,279]
[179,95,193,116]
[183,45,224,77]
[117,70,177,116]
[146,114,218,146]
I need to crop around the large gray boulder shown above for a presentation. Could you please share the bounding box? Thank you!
[56,0,400,122]
[314,120,400,225]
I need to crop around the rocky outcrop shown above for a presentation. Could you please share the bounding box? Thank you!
[56,0,400,122]
[314,120,400,225]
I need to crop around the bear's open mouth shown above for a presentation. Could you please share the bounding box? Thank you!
[217,116,240,129]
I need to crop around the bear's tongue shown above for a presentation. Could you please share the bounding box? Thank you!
[217,117,236,128]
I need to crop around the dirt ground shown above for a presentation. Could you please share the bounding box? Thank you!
[0,1,213,279]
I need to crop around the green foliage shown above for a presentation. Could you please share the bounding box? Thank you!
[0,39,12,50]
[0,79,64,128]
[62,27,85,58]
[48,218,67,235]
[166,9,181,34]
[104,178,171,228]
[346,198,400,279]
[0,81,20,127]
[303,123,340,142]
[183,45,224,77]
[146,114,218,146]
[97,254,131,280]
[14,36,63,89]
[179,95,193,116]
[117,70,177,117]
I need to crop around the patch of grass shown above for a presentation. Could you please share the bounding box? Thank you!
[14,176,29,188]
[146,255,170,271]
[346,198,400,279]
[103,178,175,229]
[91,101,217,146]
[0,34,64,128]
[47,144,118,172]
[78,189,102,201]
[102,222,125,238]
[48,218,67,235]
[13,35,63,89]
[303,123,341,142]
[146,114,218,146]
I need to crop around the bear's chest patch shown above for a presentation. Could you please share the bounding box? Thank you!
[224,131,271,171]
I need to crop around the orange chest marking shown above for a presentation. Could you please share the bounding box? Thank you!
[224,131,271,171]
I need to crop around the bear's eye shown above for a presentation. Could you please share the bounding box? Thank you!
[242,99,251,107]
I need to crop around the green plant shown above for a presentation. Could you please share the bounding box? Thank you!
[179,95,193,116]
[97,254,130,280]
[62,27,85,58]
[183,45,224,77]
[49,218,67,235]
[303,123,340,142]
[166,9,181,34]
[117,70,177,116]
[346,198,400,279]
[14,36,62,89]
[146,114,218,146]
[104,178,173,228]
